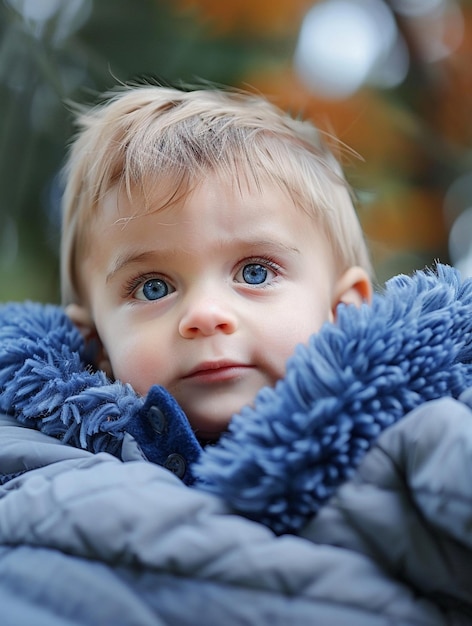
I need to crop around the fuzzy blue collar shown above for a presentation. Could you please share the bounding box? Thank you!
[1,264,472,534]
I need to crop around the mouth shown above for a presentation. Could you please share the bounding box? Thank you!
[183,361,252,383]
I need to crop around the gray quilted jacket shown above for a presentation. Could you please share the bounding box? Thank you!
[1,265,472,624]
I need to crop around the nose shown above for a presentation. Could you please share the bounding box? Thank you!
[178,294,238,339]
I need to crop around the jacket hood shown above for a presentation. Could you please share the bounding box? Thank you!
[2,264,472,534]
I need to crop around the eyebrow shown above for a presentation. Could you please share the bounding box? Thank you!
[106,250,167,284]
[106,239,301,284]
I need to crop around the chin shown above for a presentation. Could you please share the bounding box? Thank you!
[188,412,235,441]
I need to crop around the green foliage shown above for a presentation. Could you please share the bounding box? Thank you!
[0,0,267,302]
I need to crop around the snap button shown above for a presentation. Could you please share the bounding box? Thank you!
[147,405,167,435]
[164,453,186,478]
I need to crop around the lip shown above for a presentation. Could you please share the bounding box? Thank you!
[182,361,252,383]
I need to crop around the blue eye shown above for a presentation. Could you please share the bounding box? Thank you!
[138,278,169,301]
[242,263,268,285]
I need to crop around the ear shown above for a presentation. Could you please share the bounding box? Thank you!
[331,266,372,319]
[65,303,95,341]
[65,304,113,377]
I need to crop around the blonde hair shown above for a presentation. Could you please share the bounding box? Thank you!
[61,83,371,304]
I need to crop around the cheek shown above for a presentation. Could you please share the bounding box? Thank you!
[117,360,163,397]
[94,307,171,395]
[262,299,331,376]
[104,336,168,396]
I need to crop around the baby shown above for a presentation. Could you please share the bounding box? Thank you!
[2,86,472,625]
[62,84,372,442]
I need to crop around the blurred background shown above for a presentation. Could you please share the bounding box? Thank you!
[1,0,472,302]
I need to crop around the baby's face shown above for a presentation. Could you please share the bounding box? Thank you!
[78,176,365,439]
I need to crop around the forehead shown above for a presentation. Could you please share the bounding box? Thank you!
[85,173,325,266]
[94,171,310,230]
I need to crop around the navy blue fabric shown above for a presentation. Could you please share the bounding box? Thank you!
[127,386,201,484]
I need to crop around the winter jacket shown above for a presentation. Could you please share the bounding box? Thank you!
[1,263,472,624]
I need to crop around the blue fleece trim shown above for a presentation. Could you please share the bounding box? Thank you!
[193,265,472,534]
[0,302,144,455]
[2,265,472,534]
[0,302,202,481]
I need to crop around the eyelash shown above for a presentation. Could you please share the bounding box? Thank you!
[123,272,170,299]
[240,256,281,271]
[122,256,283,300]
[235,256,282,283]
